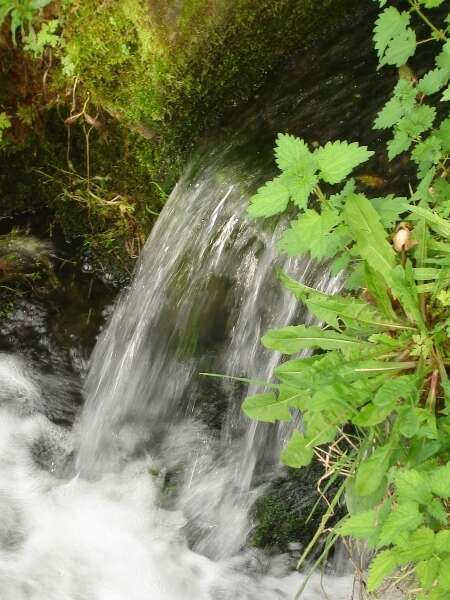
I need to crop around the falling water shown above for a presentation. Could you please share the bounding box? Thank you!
[0,9,399,598]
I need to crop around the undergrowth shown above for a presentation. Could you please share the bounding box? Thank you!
[243,1,450,598]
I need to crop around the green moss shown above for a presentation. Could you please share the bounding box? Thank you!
[251,463,345,554]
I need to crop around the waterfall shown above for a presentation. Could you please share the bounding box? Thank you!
[0,12,389,598]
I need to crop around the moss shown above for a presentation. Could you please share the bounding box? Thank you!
[251,463,345,555]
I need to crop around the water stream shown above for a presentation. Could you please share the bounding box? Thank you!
[0,9,395,599]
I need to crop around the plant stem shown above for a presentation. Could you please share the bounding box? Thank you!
[409,0,446,41]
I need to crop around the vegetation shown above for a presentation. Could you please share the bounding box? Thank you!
[0,0,356,270]
[244,1,450,597]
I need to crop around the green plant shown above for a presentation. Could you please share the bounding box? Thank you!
[0,0,52,44]
[243,1,450,597]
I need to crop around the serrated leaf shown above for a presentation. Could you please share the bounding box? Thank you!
[367,549,398,591]
[344,194,396,283]
[388,129,411,160]
[427,498,448,524]
[430,463,450,498]
[278,207,342,259]
[374,7,416,68]
[262,325,367,354]
[395,469,432,504]
[416,557,440,590]
[399,104,436,138]
[242,392,291,423]
[274,134,316,173]
[336,509,377,538]
[435,529,450,553]
[418,68,450,95]
[248,178,290,217]
[419,0,445,6]
[438,558,450,590]
[374,96,403,129]
[408,204,450,238]
[396,527,435,563]
[278,171,318,210]
[378,501,424,547]
[356,444,392,497]
[315,141,373,184]
[281,430,313,467]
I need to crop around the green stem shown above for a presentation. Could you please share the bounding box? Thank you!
[409,0,446,41]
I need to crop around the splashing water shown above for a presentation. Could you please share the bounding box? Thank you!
[0,13,395,598]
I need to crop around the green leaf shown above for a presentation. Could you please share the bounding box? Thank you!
[427,498,448,524]
[373,376,416,409]
[390,262,425,329]
[374,7,416,67]
[336,509,377,538]
[278,207,342,259]
[374,96,403,129]
[387,129,411,160]
[279,272,406,332]
[438,558,450,590]
[419,0,445,6]
[356,444,392,497]
[367,549,398,591]
[408,204,450,238]
[396,527,435,563]
[281,430,313,467]
[242,392,292,423]
[398,104,436,138]
[262,325,367,354]
[248,178,290,217]
[418,68,450,95]
[395,469,432,505]
[378,501,424,547]
[416,557,440,590]
[430,464,450,498]
[435,530,450,553]
[370,195,407,228]
[315,141,373,184]
[344,194,396,283]
[364,264,397,320]
[353,403,392,427]
[278,171,318,211]
[274,134,316,173]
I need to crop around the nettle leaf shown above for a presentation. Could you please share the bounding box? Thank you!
[337,509,377,538]
[281,430,313,468]
[367,549,398,592]
[247,178,290,217]
[274,134,316,172]
[278,171,318,211]
[399,104,436,138]
[278,207,342,259]
[435,529,450,553]
[418,68,450,95]
[416,557,440,590]
[411,136,442,175]
[397,527,435,563]
[395,469,432,505]
[427,498,448,524]
[262,325,367,354]
[279,272,406,332]
[374,96,403,130]
[344,194,396,282]
[438,558,450,590]
[419,0,445,6]
[387,129,411,160]
[356,444,392,497]
[377,501,424,547]
[315,141,373,184]
[242,392,291,423]
[374,7,416,67]
[430,463,450,498]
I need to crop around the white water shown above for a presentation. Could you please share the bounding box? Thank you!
[0,150,355,599]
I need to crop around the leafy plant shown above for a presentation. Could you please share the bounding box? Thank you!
[0,0,52,45]
[243,1,450,597]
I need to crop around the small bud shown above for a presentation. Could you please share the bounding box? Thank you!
[392,222,417,252]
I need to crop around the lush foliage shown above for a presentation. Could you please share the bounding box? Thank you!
[244,1,450,597]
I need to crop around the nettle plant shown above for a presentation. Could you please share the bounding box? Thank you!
[243,1,450,598]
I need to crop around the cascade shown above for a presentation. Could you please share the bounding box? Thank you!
[0,12,390,599]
